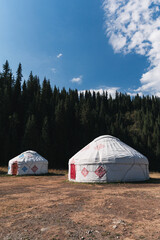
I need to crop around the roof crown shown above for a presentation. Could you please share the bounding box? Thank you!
[69,135,148,165]
[9,150,48,163]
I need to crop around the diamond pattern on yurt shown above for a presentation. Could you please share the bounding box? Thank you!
[22,166,28,172]
[95,166,106,178]
[8,151,48,175]
[81,167,89,177]
[31,165,38,173]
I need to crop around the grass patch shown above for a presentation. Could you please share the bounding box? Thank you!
[0,167,160,183]
[0,167,8,175]
[0,167,67,177]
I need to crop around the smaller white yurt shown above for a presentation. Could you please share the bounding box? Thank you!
[8,150,48,175]
[68,135,149,183]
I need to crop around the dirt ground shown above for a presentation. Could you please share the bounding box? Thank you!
[0,168,160,240]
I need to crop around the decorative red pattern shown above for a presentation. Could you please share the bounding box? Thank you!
[31,165,38,173]
[70,158,75,164]
[95,144,105,151]
[11,161,18,175]
[95,166,106,178]
[70,164,76,180]
[81,167,89,177]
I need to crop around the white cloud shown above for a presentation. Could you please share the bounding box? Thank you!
[103,0,160,95]
[109,33,126,52]
[71,75,82,84]
[127,91,143,97]
[57,53,63,58]
[79,87,119,98]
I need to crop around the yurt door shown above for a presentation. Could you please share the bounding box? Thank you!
[70,164,76,180]
[11,162,18,175]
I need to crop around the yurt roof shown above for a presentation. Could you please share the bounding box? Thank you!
[9,150,48,164]
[69,135,148,165]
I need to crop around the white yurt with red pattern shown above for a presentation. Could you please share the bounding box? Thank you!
[68,135,149,182]
[8,150,48,175]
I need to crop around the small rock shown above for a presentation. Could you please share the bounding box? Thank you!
[113,219,125,225]
[41,227,50,232]
[113,225,118,229]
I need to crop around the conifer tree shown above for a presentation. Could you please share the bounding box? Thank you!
[0,61,160,171]
[23,114,39,151]
[41,116,50,161]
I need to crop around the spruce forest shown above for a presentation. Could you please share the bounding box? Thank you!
[0,61,160,171]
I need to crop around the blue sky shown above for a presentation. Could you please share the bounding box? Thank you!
[1,0,159,96]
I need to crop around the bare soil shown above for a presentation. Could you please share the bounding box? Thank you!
[0,168,160,240]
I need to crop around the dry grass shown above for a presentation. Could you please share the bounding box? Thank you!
[0,169,160,240]
[1,166,160,180]
[149,172,160,178]
[0,166,7,174]
[0,167,67,176]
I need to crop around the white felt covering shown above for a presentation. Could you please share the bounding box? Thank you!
[68,135,149,182]
[8,150,48,175]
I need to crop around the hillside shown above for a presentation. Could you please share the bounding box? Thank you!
[0,61,160,171]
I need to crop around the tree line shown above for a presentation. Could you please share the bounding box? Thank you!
[0,60,160,171]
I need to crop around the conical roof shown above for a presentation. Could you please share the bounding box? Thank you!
[69,135,148,165]
[9,150,48,164]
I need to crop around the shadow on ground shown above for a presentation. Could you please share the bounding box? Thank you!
[147,178,160,184]
[45,172,65,176]
[0,170,7,175]
[0,171,65,177]
[126,177,160,184]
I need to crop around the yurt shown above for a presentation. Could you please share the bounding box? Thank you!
[8,150,48,175]
[68,135,149,183]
